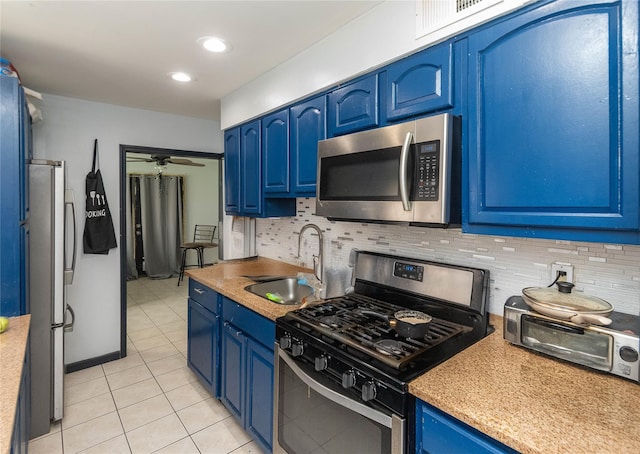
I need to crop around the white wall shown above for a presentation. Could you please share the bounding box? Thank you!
[33,94,222,365]
[257,200,640,317]
[220,0,531,128]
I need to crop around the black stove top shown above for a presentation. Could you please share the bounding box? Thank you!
[283,294,471,370]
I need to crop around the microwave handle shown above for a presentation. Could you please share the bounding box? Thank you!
[399,131,413,211]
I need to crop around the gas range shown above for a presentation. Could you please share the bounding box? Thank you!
[275,251,491,416]
[279,294,471,376]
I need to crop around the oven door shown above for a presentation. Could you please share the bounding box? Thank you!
[273,346,405,454]
[520,315,614,371]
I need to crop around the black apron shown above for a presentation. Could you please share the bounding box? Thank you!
[83,139,117,254]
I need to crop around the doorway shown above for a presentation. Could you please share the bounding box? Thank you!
[119,145,223,357]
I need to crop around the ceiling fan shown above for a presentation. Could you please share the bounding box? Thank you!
[126,154,205,168]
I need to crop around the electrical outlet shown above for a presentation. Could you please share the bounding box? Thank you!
[551,263,574,284]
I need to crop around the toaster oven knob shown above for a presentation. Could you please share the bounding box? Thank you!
[619,346,639,363]
[361,381,377,402]
[342,370,356,389]
[291,341,305,357]
[314,355,329,371]
[279,336,292,349]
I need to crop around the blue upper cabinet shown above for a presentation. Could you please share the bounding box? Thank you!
[262,109,289,194]
[290,95,326,196]
[225,121,295,217]
[240,121,262,214]
[1,76,31,316]
[383,42,453,122]
[464,0,639,244]
[224,128,241,215]
[328,74,378,137]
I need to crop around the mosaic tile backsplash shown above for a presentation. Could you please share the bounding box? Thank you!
[256,199,640,316]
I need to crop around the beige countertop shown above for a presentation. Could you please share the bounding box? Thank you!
[409,314,640,454]
[0,314,30,454]
[186,257,313,321]
[188,258,639,453]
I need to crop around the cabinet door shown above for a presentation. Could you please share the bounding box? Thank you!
[290,95,326,196]
[246,338,274,452]
[1,76,29,317]
[187,298,219,396]
[221,321,246,423]
[262,109,290,194]
[465,0,639,244]
[328,75,378,137]
[224,128,241,215]
[240,121,262,214]
[384,42,453,122]
[416,400,517,454]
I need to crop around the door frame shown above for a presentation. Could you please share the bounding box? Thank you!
[119,145,222,358]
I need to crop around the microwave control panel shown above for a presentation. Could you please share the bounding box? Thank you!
[414,140,440,201]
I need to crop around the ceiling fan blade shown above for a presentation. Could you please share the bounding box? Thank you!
[167,158,205,167]
[126,157,154,162]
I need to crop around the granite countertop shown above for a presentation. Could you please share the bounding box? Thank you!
[188,257,639,453]
[409,314,640,454]
[0,314,30,454]
[186,257,313,321]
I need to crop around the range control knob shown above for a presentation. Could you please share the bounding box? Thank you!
[279,336,292,349]
[314,355,329,371]
[291,341,304,357]
[620,346,639,363]
[361,381,377,402]
[342,370,356,389]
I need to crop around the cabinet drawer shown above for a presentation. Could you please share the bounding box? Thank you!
[189,279,219,314]
[222,297,275,350]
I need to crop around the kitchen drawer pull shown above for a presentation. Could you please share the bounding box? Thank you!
[193,288,205,295]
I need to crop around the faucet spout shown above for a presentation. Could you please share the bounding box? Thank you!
[297,224,324,283]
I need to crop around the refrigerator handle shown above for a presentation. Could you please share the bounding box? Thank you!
[64,189,77,285]
[64,304,75,333]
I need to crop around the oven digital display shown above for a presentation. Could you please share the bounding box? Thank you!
[393,261,424,281]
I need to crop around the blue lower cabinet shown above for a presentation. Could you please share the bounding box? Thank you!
[221,297,275,453]
[246,338,274,451]
[11,340,29,454]
[416,400,517,454]
[221,321,246,421]
[187,297,220,396]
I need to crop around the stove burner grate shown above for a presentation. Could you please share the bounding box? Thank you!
[286,293,471,369]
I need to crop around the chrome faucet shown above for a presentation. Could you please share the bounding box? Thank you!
[297,224,324,283]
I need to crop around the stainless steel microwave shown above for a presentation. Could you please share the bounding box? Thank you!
[316,113,461,226]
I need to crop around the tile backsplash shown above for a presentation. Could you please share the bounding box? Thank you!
[256,199,640,316]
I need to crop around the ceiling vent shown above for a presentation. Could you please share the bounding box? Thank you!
[416,0,532,41]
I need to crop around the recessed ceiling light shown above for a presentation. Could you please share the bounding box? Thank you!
[169,72,193,82]
[198,36,231,53]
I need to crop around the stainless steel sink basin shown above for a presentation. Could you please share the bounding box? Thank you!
[244,277,314,305]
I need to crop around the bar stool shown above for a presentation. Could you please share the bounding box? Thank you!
[177,224,217,285]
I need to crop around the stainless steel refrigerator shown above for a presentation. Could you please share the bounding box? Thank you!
[28,160,76,439]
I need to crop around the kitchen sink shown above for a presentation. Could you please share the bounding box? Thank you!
[244,277,314,305]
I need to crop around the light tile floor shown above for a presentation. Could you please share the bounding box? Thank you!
[29,276,264,454]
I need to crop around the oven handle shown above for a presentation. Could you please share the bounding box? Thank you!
[399,131,413,211]
[277,347,394,429]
